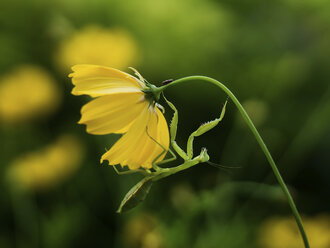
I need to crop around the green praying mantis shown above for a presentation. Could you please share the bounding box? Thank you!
[115,94,227,213]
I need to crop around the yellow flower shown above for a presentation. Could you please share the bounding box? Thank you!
[57,26,138,71]
[69,65,169,170]
[258,215,330,248]
[0,65,61,123]
[122,213,164,248]
[7,135,84,191]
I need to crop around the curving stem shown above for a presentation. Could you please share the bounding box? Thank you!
[156,76,310,248]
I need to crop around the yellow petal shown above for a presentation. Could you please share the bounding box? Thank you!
[69,65,144,97]
[101,106,169,170]
[130,107,169,169]
[79,93,147,134]
[101,107,151,168]
[153,107,170,162]
[124,107,159,168]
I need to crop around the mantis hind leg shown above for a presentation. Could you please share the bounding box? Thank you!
[112,164,150,176]
[146,127,177,171]
[157,147,176,165]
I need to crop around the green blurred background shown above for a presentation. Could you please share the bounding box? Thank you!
[0,0,330,247]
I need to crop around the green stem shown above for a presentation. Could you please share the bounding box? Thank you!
[157,76,310,248]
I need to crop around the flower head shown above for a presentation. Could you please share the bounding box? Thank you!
[69,65,169,170]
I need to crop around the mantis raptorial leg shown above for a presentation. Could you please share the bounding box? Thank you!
[162,94,189,160]
[163,94,227,161]
[186,100,227,159]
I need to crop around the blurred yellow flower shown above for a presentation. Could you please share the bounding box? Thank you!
[122,213,164,248]
[258,215,330,248]
[57,26,138,71]
[7,135,84,191]
[69,65,169,170]
[0,65,61,123]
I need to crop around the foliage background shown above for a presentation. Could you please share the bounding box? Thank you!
[0,0,329,247]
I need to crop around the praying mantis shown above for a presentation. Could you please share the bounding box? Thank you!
[116,94,227,213]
